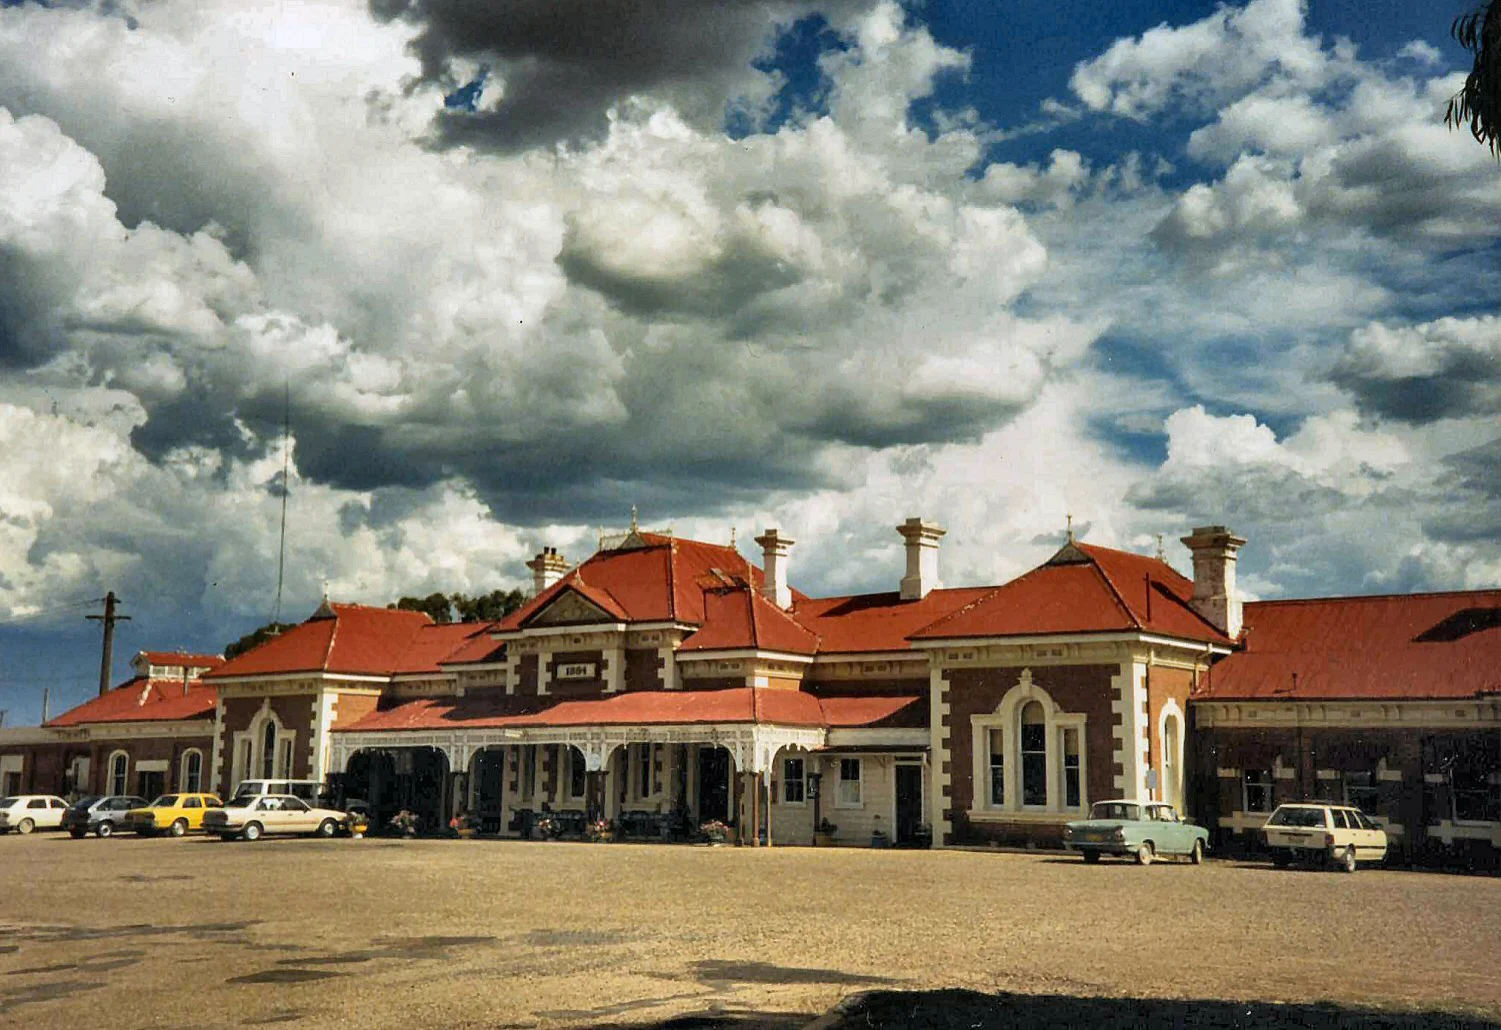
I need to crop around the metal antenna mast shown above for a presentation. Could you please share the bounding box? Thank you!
[272,381,291,625]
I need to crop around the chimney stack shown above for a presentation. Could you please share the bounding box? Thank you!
[896,517,946,600]
[754,529,794,609]
[1180,525,1246,638]
[525,547,569,597]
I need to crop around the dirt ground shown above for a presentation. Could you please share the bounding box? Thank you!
[0,834,1497,1030]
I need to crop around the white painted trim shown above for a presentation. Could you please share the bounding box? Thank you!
[107,751,130,795]
[1193,698,1501,729]
[135,759,168,774]
[911,631,1231,655]
[833,755,864,809]
[1218,809,1271,833]
[1428,820,1501,846]
[0,727,55,746]
[493,623,629,641]
[966,809,1073,825]
[970,669,1089,819]
[178,749,205,793]
[824,728,928,748]
[929,666,950,848]
[779,754,808,806]
[1157,699,1184,809]
[677,649,816,665]
[208,672,389,686]
[810,651,927,664]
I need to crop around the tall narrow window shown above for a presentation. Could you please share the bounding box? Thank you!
[182,751,203,793]
[783,757,805,803]
[1062,728,1081,809]
[988,728,1005,806]
[638,743,653,798]
[1161,714,1179,807]
[1020,702,1047,806]
[569,748,586,800]
[521,745,537,799]
[278,738,294,778]
[261,722,277,779]
[1344,769,1379,815]
[111,753,128,796]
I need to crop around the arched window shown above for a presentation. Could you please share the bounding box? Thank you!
[180,750,204,793]
[1162,713,1181,807]
[1020,701,1047,807]
[261,721,278,779]
[110,752,129,797]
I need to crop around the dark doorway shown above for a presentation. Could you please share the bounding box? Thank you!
[138,771,166,800]
[473,749,506,834]
[895,764,923,845]
[343,748,449,833]
[698,746,731,824]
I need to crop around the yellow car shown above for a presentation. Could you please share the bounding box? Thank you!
[126,793,224,837]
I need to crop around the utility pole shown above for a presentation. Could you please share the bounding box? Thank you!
[40,688,49,724]
[86,591,131,697]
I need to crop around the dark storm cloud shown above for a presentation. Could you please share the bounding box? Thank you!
[1126,465,1347,519]
[1328,319,1501,424]
[368,0,865,150]
[1423,437,1501,544]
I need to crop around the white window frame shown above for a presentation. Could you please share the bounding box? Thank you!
[782,756,806,806]
[1157,700,1184,809]
[179,749,204,793]
[836,757,863,809]
[969,669,1087,816]
[1242,768,1274,814]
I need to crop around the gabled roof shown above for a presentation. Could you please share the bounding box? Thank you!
[909,541,1231,645]
[205,603,438,679]
[437,624,507,667]
[395,622,494,676]
[497,534,797,632]
[46,677,217,727]
[679,586,820,655]
[791,586,994,654]
[334,688,922,733]
[1201,590,1501,701]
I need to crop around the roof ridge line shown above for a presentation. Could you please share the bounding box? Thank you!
[322,609,340,672]
[1084,551,1143,629]
[746,585,762,648]
[666,542,678,622]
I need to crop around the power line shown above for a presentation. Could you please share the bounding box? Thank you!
[0,598,104,626]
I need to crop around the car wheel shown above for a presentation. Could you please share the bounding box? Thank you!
[69,828,86,839]
[170,819,188,838]
[96,822,114,838]
[1082,850,1101,864]
[1134,842,1154,866]
[1338,846,1357,874]
[316,819,338,838]
[243,821,263,842]
[17,818,34,835]
[1190,839,1204,865]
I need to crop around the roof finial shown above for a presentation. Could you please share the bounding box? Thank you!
[1066,513,1074,544]
[630,505,639,533]
[729,526,737,548]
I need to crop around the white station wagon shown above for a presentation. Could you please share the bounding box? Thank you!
[1262,802,1388,872]
[203,794,351,841]
[0,795,68,834]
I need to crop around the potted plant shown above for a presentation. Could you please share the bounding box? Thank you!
[587,818,614,843]
[699,819,730,845]
[815,817,837,847]
[534,815,559,840]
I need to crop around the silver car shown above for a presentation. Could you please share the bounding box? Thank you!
[61,795,148,838]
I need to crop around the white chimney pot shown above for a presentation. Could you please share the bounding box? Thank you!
[896,517,946,600]
[754,528,794,609]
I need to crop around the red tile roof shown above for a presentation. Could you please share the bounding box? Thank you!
[1201,590,1501,701]
[909,542,1231,645]
[680,586,820,655]
[205,603,444,679]
[497,534,798,632]
[46,677,217,727]
[335,687,920,733]
[396,623,494,675]
[791,587,994,653]
[437,624,506,666]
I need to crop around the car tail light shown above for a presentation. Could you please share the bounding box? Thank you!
[1323,833,1334,848]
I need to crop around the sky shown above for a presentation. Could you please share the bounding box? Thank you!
[0,0,1498,725]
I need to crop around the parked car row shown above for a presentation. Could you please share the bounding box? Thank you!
[0,782,369,842]
[1063,798,1389,872]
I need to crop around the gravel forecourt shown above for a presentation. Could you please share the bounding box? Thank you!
[0,834,1498,1029]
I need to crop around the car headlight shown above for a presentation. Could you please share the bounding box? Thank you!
[1113,828,1126,841]
[1061,825,1073,838]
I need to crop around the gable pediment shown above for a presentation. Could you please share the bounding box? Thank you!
[526,588,615,627]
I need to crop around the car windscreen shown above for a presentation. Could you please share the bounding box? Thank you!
[233,782,265,798]
[69,796,102,811]
[222,797,256,808]
[1089,803,1139,821]
[150,795,180,808]
[1267,807,1326,827]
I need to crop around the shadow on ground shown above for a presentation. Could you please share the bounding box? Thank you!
[574,989,1501,1030]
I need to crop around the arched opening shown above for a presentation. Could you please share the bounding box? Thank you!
[261,721,278,779]
[342,747,449,834]
[180,750,203,793]
[1020,701,1047,806]
[1162,712,1181,807]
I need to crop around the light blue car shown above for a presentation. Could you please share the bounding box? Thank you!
[1063,799,1209,865]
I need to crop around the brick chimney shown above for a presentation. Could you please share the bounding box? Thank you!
[525,547,569,597]
[1179,525,1246,638]
[896,517,945,600]
[754,529,794,609]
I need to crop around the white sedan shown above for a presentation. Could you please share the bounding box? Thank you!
[202,794,351,841]
[0,795,68,834]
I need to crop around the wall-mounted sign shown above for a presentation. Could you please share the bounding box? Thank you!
[557,662,597,680]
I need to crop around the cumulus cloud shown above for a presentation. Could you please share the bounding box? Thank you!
[1330,316,1501,424]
